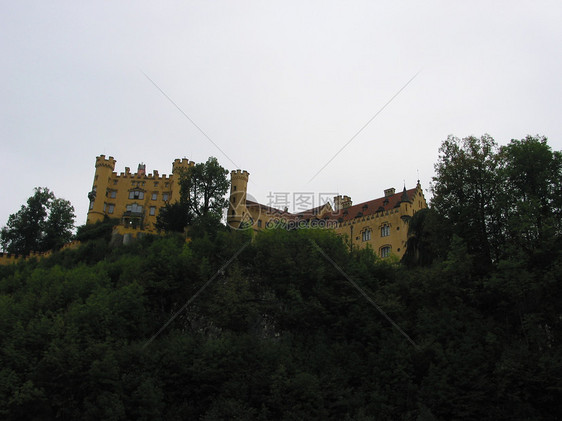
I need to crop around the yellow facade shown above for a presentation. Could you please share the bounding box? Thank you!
[85,155,427,259]
[331,186,427,258]
[227,170,427,259]
[87,155,194,233]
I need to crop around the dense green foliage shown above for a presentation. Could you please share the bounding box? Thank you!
[1,188,75,255]
[1,226,560,419]
[1,136,561,419]
[431,135,562,269]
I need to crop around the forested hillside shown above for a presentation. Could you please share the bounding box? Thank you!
[1,135,561,420]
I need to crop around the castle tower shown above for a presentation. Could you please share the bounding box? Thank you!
[171,158,195,203]
[333,195,352,211]
[87,155,116,224]
[228,170,249,228]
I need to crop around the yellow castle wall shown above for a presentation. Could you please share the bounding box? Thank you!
[87,155,194,233]
[226,170,428,259]
[333,187,427,259]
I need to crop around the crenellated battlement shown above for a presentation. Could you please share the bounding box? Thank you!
[0,241,81,266]
[88,154,201,225]
[115,171,171,180]
[0,252,22,265]
[95,155,116,170]
[231,169,250,179]
[0,249,52,265]
[94,157,184,181]
[172,158,195,173]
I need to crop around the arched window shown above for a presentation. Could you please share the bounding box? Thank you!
[362,229,371,242]
[381,223,390,237]
[380,246,391,258]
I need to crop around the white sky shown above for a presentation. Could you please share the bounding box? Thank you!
[2,1,561,227]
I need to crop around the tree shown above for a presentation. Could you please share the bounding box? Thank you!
[180,157,229,220]
[431,134,502,268]
[498,135,562,256]
[0,187,75,255]
[402,208,451,267]
[42,198,76,250]
[157,157,229,234]
[155,201,192,233]
[432,134,562,269]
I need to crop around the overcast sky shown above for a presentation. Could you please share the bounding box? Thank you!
[2,1,561,228]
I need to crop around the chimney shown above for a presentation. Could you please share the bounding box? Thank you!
[384,188,396,197]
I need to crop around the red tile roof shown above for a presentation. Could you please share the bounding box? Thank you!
[245,187,418,223]
[334,188,417,222]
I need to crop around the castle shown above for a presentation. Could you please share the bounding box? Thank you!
[0,156,427,266]
[86,155,194,235]
[85,155,427,259]
[228,170,427,259]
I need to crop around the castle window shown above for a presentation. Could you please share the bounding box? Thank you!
[108,204,115,214]
[381,224,390,237]
[362,229,371,242]
[151,192,157,200]
[233,185,237,191]
[126,203,143,213]
[113,180,118,185]
[109,190,116,198]
[149,206,156,216]
[89,201,94,210]
[380,246,391,258]
[129,190,144,200]
[257,219,262,228]
[163,193,169,202]
[154,181,159,187]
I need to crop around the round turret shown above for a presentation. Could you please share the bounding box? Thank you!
[228,170,250,228]
[87,155,117,224]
